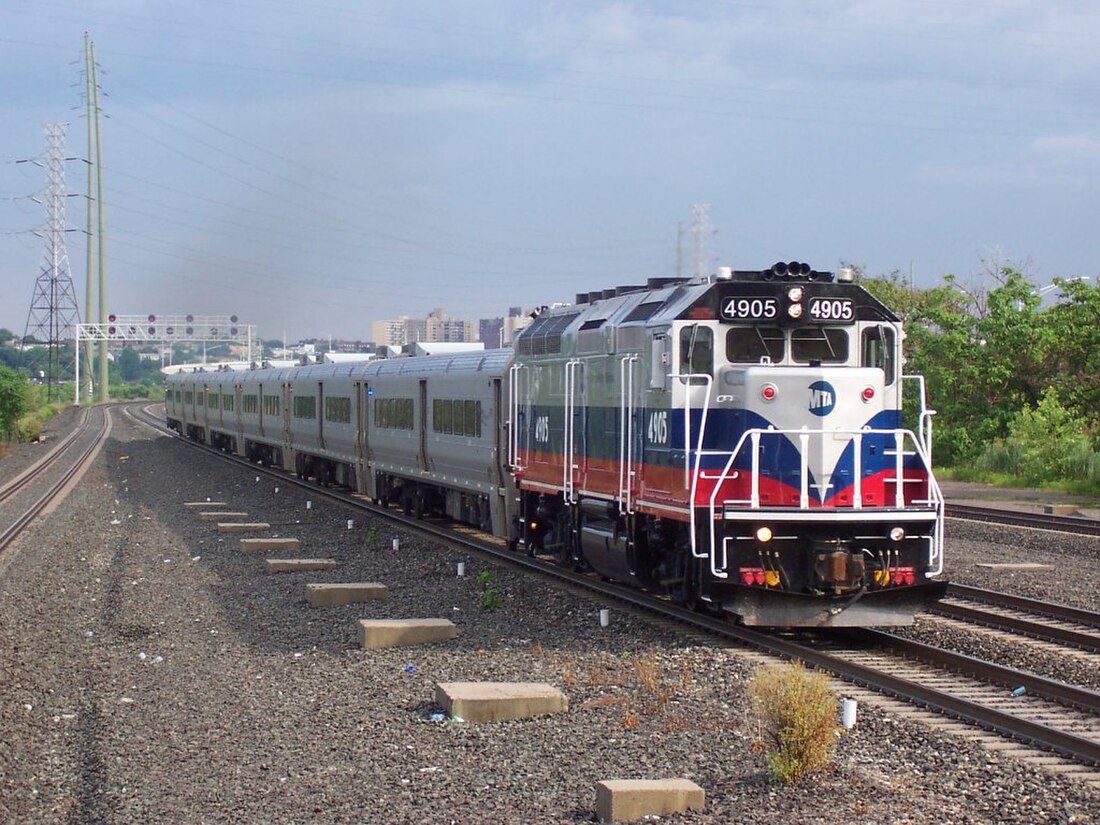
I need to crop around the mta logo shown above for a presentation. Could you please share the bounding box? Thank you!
[808,380,836,417]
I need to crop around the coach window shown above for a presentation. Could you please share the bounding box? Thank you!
[464,400,477,437]
[791,327,849,363]
[861,326,896,384]
[726,326,785,364]
[679,324,713,383]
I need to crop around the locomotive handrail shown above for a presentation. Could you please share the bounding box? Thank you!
[507,363,527,471]
[618,355,639,514]
[564,359,582,504]
[903,374,937,457]
[669,372,714,562]
[693,425,944,580]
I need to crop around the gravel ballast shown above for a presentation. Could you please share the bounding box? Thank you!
[0,410,1097,823]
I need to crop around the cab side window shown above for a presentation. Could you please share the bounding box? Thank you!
[679,325,713,383]
[861,326,896,384]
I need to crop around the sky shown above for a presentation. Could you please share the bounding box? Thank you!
[1,1,1098,342]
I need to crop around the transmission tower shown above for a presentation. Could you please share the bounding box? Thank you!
[690,203,712,279]
[23,123,81,401]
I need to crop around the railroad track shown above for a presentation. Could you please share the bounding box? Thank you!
[935,584,1100,653]
[0,407,90,506]
[946,503,1100,537]
[132,404,1100,773]
[0,405,111,557]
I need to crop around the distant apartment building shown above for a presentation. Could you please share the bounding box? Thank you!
[371,317,409,348]
[480,306,531,348]
[372,308,477,349]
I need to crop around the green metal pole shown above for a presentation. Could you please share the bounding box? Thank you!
[92,40,108,403]
[84,33,95,403]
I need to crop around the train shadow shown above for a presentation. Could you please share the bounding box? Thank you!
[106,428,699,661]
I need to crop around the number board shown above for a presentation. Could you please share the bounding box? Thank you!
[807,297,855,324]
[719,296,779,321]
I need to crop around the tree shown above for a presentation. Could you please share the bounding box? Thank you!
[0,365,29,441]
[0,328,14,346]
[117,347,142,382]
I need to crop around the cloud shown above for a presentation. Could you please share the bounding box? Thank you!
[1030,134,1100,163]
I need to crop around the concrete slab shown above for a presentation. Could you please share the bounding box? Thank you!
[306,582,389,607]
[976,563,1054,571]
[217,522,270,533]
[359,618,456,649]
[595,779,705,823]
[198,511,248,521]
[434,682,567,723]
[184,501,228,508]
[266,558,337,573]
[240,537,301,552]
[1044,504,1078,516]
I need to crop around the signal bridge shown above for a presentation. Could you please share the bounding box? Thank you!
[73,314,256,404]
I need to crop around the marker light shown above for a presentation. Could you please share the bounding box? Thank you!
[787,286,804,302]
[861,386,875,402]
[765,570,781,587]
[761,384,778,401]
[787,303,803,319]
[889,526,906,542]
[755,526,773,543]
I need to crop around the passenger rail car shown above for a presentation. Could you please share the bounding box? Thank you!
[165,261,946,627]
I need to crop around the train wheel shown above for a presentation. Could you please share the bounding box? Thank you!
[670,551,701,611]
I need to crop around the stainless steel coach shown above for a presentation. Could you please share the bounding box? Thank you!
[165,349,517,538]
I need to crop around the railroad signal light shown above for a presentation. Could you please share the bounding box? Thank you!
[148,326,156,335]
[107,326,116,336]
[186,314,194,323]
[230,314,238,323]
[108,313,116,323]
[148,314,156,323]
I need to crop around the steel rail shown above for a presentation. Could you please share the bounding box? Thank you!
[0,406,109,554]
[933,585,1100,652]
[946,503,1100,537]
[0,407,90,504]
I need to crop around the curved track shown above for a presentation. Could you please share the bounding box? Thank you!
[0,405,111,556]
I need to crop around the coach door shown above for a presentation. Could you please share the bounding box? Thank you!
[234,383,243,451]
[418,379,429,471]
[258,383,265,438]
[356,381,371,495]
[317,381,326,451]
[282,382,292,455]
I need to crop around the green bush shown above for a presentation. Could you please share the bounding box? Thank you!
[476,569,503,610]
[749,662,838,784]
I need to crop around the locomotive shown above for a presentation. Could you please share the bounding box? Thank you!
[165,261,946,627]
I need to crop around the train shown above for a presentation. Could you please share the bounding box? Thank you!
[165,261,946,627]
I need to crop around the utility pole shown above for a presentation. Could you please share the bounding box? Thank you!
[83,33,96,400]
[91,36,109,403]
[22,123,82,402]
